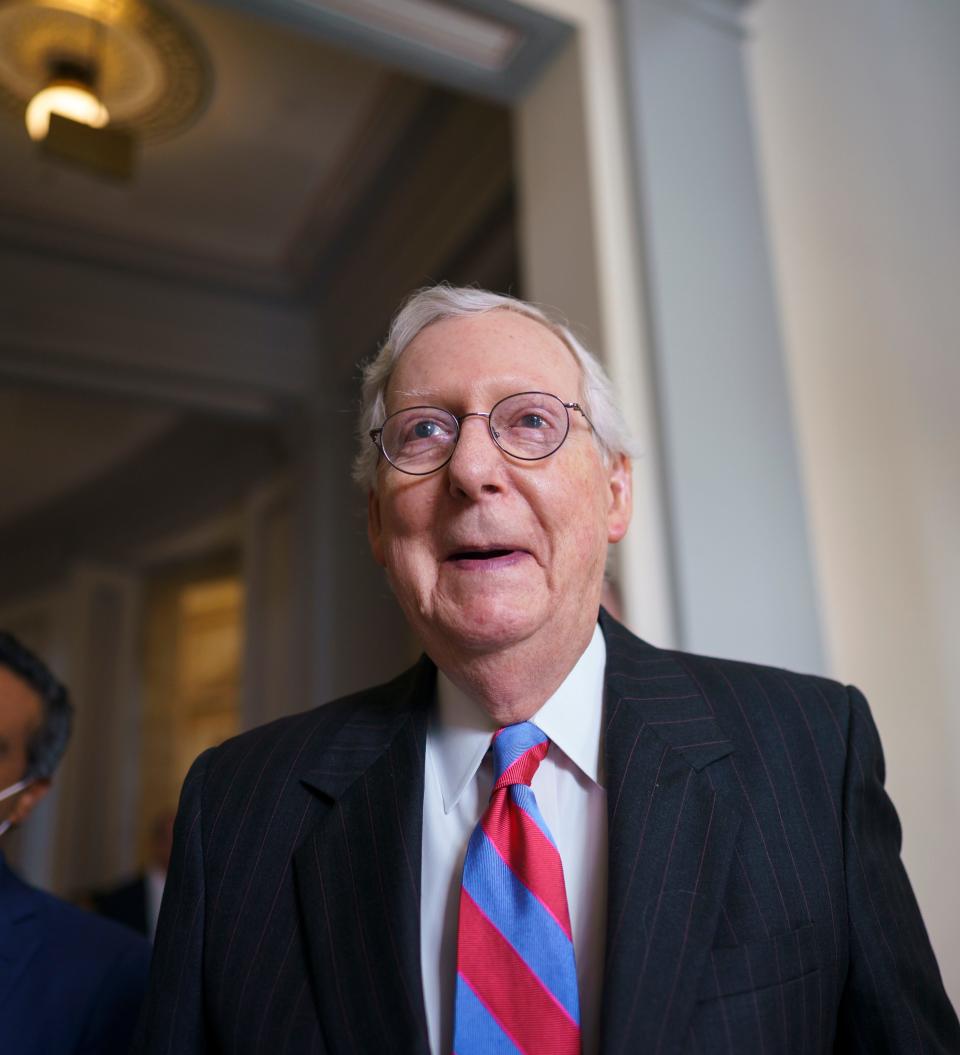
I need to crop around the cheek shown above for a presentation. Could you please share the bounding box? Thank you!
[382,547,429,619]
[544,457,607,518]
[541,468,611,566]
[569,519,608,569]
[380,523,439,596]
[380,481,439,539]
[383,536,427,578]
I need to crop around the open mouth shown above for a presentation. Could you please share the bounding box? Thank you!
[449,548,515,562]
[444,544,533,568]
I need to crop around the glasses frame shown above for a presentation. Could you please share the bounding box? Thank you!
[369,390,594,476]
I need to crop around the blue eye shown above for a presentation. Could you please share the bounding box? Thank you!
[393,413,456,449]
[519,414,547,429]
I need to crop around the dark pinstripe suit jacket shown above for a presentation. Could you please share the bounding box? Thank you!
[135,611,959,1054]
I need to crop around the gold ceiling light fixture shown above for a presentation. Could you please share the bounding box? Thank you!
[24,55,108,141]
[0,0,212,179]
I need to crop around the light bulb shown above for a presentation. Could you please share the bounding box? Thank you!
[25,82,109,142]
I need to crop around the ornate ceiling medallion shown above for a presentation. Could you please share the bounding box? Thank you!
[0,0,211,144]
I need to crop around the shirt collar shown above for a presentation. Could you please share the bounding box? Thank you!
[431,623,606,813]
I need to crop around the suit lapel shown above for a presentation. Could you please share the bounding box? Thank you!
[292,659,433,1055]
[599,614,742,1055]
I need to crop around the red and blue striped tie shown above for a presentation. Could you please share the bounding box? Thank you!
[453,721,581,1055]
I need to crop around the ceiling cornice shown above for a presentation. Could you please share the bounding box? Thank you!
[629,0,753,36]
[0,207,300,301]
[210,0,572,103]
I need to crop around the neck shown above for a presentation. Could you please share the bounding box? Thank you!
[426,619,597,725]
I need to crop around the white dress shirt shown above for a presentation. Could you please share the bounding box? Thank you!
[421,623,608,1055]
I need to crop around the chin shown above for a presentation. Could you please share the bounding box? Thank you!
[431,595,544,654]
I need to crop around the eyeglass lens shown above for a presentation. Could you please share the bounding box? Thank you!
[380,392,571,474]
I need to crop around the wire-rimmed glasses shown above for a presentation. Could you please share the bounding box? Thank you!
[370,391,593,476]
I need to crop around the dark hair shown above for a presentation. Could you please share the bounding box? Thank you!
[0,631,73,781]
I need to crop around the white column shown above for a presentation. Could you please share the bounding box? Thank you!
[617,0,824,670]
[54,565,141,893]
[241,474,310,728]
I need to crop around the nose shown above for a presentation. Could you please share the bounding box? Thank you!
[446,413,504,499]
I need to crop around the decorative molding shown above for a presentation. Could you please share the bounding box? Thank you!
[216,0,572,104]
[0,208,299,300]
[633,0,752,37]
[0,343,282,417]
[0,343,284,420]
[0,238,317,416]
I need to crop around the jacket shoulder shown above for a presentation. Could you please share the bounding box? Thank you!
[601,610,853,756]
[664,647,855,774]
[185,656,432,802]
[1,875,149,1053]
[27,880,150,970]
[665,646,849,707]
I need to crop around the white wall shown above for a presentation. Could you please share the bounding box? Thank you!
[746,0,960,1002]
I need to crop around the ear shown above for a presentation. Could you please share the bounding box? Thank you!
[606,454,633,544]
[367,488,386,567]
[8,778,51,828]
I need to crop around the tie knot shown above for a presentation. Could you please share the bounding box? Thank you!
[491,722,549,790]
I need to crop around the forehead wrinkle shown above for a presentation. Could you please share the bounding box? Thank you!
[387,375,577,412]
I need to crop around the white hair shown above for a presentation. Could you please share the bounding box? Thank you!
[353,284,640,488]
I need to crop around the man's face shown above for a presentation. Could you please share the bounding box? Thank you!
[367,309,632,664]
[0,667,48,831]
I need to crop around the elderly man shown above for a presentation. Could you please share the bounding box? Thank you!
[0,631,150,1054]
[137,287,958,1054]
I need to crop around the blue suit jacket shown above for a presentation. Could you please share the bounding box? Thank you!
[0,854,151,1055]
[136,611,959,1053]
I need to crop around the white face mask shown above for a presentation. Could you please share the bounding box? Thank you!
[0,778,32,839]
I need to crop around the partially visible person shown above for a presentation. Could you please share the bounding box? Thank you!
[94,810,174,941]
[0,631,150,1055]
